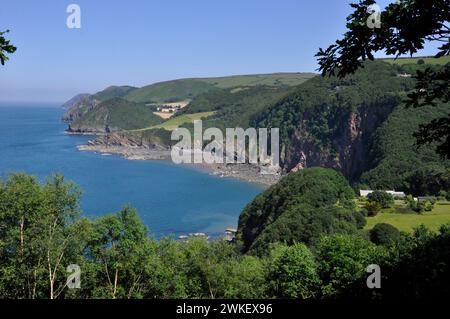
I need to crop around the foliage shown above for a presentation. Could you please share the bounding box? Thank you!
[367,191,394,208]
[1,173,450,299]
[365,201,381,217]
[267,243,321,299]
[369,223,401,247]
[316,234,387,298]
[316,0,450,159]
[0,30,16,65]
[237,167,359,254]
[70,97,163,131]
[0,173,82,299]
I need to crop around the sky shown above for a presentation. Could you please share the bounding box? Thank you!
[0,0,441,103]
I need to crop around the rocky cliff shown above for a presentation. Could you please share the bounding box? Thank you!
[256,61,422,184]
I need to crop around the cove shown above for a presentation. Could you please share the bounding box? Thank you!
[0,104,264,238]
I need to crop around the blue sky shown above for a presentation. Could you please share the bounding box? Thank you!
[0,0,440,102]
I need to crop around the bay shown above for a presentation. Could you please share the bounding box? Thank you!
[0,104,263,238]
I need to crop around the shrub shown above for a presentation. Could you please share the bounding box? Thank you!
[437,190,447,200]
[370,223,401,247]
[367,191,394,208]
[365,201,381,217]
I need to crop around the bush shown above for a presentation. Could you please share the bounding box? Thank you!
[418,200,434,213]
[367,191,394,208]
[370,223,401,247]
[365,201,381,217]
[437,190,447,200]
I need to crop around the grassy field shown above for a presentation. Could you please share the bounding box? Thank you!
[364,201,450,233]
[133,111,215,131]
[123,73,316,104]
[379,55,450,65]
[200,72,316,88]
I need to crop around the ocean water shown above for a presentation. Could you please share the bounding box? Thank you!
[0,104,263,238]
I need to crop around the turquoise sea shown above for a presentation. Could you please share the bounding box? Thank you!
[0,104,263,238]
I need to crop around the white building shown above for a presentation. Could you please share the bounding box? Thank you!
[359,190,406,198]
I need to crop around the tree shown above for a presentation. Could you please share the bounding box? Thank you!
[220,255,267,299]
[365,201,381,217]
[267,243,321,299]
[316,234,387,297]
[86,207,153,299]
[0,30,16,65]
[367,191,394,208]
[316,0,450,159]
[370,223,401,247]
[0,173,82,299]
[237,167,357,254]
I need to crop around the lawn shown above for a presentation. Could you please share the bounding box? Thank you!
[364,201,450,233]
[132,111,215,131]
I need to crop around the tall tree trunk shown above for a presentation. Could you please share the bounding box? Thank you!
[112,269,118,299]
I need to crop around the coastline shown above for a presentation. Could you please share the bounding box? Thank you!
[77,142,280,187]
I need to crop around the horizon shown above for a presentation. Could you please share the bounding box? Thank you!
[0,0,441,103]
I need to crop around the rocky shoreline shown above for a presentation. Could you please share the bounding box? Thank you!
[78,137,280,187]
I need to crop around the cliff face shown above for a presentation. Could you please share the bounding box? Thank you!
[256,61,414,183]
[282,97,398,182]
[87,131,169,151]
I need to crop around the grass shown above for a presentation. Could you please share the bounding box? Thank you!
[123,73,317,103]
[200,72,317,88]
[132,111,216,131]
[379,55,450,65]
[364,201,450,233]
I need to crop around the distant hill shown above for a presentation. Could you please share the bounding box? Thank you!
[62,93,90,110]
[67,97,163,133]
[124,73,316,104]
[93,85,138,101]
[379,55,450,65]
[198,72,316,88]
[62,72,316,127]
[63,72,315,108]
[64,60,449,195]
[124,79,219,104]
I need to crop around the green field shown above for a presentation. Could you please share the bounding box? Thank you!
[122,73,316,104]
[379,55,450,65]
[200,72,316,88]
[133,111,216,131]
[364,201,450,233]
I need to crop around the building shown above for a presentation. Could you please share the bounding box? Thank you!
[359,189,406,198]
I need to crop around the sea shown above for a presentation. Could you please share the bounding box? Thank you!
[0,103,264,238]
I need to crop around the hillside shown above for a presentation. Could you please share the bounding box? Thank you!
[379,55,450,65]
[62,72,315,118]
[62,85,139,122]
[93,85,138,101]
[62,93,90,110]
[67,97,163,133]
[64,60,449,195]
[63,72,314,132]
[237,167,361,254]
[255,60,450,194]
[199,72,316,88]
